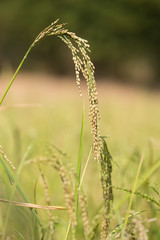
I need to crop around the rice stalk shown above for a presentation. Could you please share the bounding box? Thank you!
[0,19,101,161]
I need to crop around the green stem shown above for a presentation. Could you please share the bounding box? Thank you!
[0,42,35,106]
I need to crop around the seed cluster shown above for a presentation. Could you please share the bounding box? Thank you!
[33,20,102,160]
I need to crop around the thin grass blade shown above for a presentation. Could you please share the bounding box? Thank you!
[79,146,92,191]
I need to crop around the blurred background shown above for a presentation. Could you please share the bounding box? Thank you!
[0,0,160,88]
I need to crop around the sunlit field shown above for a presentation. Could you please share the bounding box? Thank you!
[0,72,160,239]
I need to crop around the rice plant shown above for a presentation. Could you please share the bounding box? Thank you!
[0,19,160,239]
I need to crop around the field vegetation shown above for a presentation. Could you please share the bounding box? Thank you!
[0,21,160,239]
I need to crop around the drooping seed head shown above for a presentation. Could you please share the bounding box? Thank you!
[33,20,102,160]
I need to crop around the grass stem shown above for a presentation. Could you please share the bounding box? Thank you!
[0,42,34,106]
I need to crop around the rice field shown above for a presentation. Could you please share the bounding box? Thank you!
[0,71,160,239]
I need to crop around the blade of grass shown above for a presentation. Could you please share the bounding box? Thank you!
[75,105,85,218]
[78,146,92,191]
[121,152,145,239]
